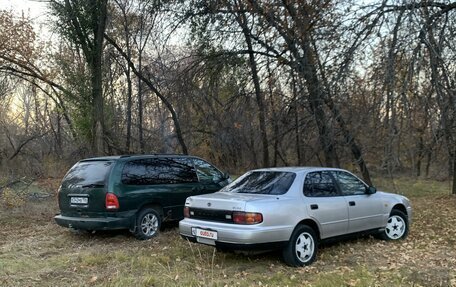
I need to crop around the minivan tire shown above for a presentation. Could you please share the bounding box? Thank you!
[133,208,162,240]
[282,225,318,267]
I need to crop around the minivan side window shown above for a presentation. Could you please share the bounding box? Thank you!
[193,159,223,184]
[121,158,198,185]
[331,171,367,196]
[303,171,338,197]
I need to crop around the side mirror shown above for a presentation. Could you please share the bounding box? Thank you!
[367,186,377,194]
[212,172,230,184]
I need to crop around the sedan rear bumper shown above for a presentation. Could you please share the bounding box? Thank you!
[54,214,133,231]
[179,218,293,246]
[181,234,287,251]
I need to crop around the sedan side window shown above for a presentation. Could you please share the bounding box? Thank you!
[193,159,223,184]
[332,171,367,196]
[303,171,338,197]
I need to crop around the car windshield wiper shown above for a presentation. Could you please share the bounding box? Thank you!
[81,183,105,188]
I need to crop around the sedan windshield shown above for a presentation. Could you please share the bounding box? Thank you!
[221,171,296,195]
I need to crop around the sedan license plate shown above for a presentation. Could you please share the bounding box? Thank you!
[70,197,88,204]
[193,228,218,240]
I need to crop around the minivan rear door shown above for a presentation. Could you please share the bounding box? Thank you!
[59,160,114,214]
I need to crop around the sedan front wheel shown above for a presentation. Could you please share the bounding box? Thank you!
[379,209,409,240]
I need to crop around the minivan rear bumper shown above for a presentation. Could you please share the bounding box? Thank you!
[54,214,133,230]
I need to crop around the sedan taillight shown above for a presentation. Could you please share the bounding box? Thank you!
[105,193,119,210]
[233,212,263,224]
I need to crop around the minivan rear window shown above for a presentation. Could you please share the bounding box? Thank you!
[221,171,296,195]
[62,160,113,187]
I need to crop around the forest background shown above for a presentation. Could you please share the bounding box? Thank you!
[0,0,455,194]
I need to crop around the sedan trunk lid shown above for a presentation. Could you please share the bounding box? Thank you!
[186,191,278,211]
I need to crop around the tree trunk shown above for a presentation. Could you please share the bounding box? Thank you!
[138,54,144,153]
[125,64,132,152]
[266,61,279,167]
[121,3,133,153]
[292,73,302,165]
[323,95,373,186]
[104,34,189,155]
[422,5,456,182]
[298,41,339,168]
[91,61,104,155]
[236,10,269,167]
[453,144,456,195]
[415,134,424,177]
[90,0,107,155]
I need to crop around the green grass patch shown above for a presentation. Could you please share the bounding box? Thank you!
[374,176,451,197]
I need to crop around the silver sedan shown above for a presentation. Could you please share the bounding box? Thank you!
[179,167,412,266]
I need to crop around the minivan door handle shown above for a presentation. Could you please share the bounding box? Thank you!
[349,201,356,206]
[310,204,319,210]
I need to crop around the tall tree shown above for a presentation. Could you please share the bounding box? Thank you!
[50,0,108,155]
[232,0,270,167]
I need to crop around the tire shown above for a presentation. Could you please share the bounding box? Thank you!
[282,225,318,267]
[378,209,409,241]
[133,208,161,240]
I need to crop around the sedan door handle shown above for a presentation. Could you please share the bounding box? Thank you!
[310,204,319,210]
[349,201,356,206]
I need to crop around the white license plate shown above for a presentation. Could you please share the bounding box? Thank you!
[193,228,218,240]
[70,197,88,204]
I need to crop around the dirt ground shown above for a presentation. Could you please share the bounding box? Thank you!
[0,177,455,286]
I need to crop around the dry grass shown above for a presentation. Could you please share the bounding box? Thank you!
[1,177,455,287]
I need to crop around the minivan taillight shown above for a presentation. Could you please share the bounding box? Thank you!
[183,207,190,218]
[233,212,263,224]
[57,187,61,206]
[105,193,119,210]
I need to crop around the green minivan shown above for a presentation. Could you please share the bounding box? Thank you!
[54,155,230,239]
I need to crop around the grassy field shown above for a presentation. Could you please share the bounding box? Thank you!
[0,177,455,287]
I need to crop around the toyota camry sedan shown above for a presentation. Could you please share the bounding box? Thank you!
[179,167,412,266]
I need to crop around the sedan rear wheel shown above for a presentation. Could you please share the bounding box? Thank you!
[282,225,318,267]
[379,209,409,240]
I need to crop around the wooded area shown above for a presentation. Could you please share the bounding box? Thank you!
[0,0,455,193]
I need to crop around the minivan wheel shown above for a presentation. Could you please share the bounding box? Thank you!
[378,209,409,241]
[282,225,318,267]
[133,208,161,240]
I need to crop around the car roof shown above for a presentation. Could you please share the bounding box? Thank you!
[79,154,199,162]
[250,166,348,174]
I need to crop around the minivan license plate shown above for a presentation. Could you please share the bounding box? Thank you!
[193,228,218,240]
[70,197,88,204]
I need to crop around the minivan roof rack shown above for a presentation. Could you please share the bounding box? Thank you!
[119,153,187,158]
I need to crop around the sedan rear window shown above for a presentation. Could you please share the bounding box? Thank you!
[62,160,113,187]
[221,171,295,195]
